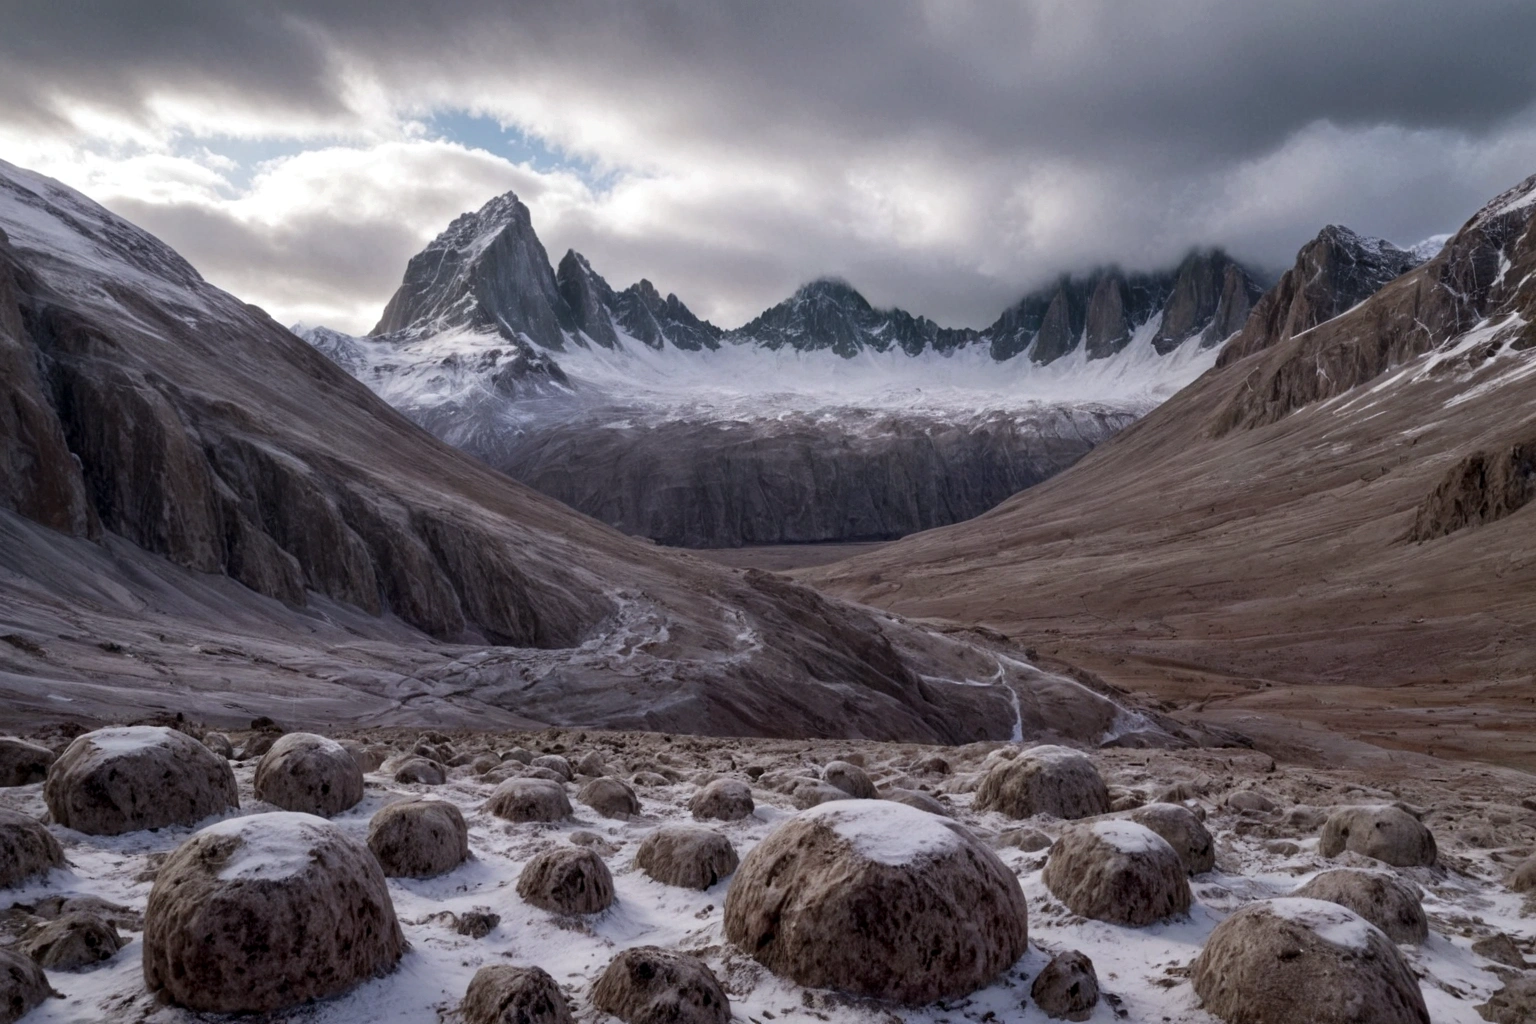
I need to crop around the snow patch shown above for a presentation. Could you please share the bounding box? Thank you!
[1264,896,1379,952]
[82,726,180,756]
[803,799,963,866]
[1089,819,1167,856]
[200,811,330,882]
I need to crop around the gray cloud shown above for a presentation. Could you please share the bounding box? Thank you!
[7,1,1536,331]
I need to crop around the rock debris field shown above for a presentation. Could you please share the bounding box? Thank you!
[0,723,1534,1023]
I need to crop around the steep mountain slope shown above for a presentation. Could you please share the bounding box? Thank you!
[303,191,1270,546]
[807,174,1536,769]
[0,158,1173,745]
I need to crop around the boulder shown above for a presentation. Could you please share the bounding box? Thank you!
[462,964,573,1024]
[688,779,754,822]
[1225,789,1278,814]
[789,779,852,809]
[253,733,365,817]
[1041,820,1191,926]
[531,754,573,780]
[912,755,951,775]
[456,909,501,939]
[44,726,238,835]
[516,846,614,915]
[471,754,501,775]
[367,799,470,878]
[632,771,672,788]
[501,747,535,764]
[574,751,607,777]
[883,789,950,816]
[822,760,876,799]
[0,809,64,889]
[1030,950,1098,1022]
[1506,853,1536,892]
[998,827,1053,852]
[1293,869,1428,944]
[570,831,619,856]
[339,739,386,773]
[723,799,1028,1004]
[22,911,124,970]
[1191,898,1429,1024]
[485,779,572,823]
[142,812,405,1013]
[237,730,280,761]
[592,947,730,1024]
[1318,806,1437,867]
[200,732,233,759]
[636,825,739,890]
[974,745,1108,820]
[0,738,55,786]
[1472,932,1527,969]
[1128,803,1215,875]
[0,948,50,1023]
[1478,974,1536,1023]
[577,777,640,819]
[393,756,447,785]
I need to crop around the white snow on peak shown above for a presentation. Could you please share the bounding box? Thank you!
[803,798,964,865]
[1263,897,1380,952]
[1408,233,1451,261]
[200,812,333,882]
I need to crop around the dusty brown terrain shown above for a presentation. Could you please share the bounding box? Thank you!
[807,178,1536,772]
[685,542,892,572]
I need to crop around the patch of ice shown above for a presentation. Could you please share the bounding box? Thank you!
[199,811,330,882]
[82,725,179,756]
[1264,896,1379,952]
[802,798,963,866]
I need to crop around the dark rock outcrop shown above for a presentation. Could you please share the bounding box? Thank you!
[729,278,973,357]
[1407,430,1536,541]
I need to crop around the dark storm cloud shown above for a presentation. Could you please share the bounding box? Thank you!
[7,1,1536,329]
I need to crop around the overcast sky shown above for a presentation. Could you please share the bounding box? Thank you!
[5,1,1536,333]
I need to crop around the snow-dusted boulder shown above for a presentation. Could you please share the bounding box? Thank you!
[253,733,364,817]
[393,756,446,785]
[1319,805,1437,867]
[689,779,754,821]
[0,809,63,889]
[1509,853,1536,892]
[577,777,640,819]
[142,812,405,1013]
[22,911,124,970]
[884,789,951,816]
[0,738,55,786]
[574,751,607,777]
[822,760,876,799]
[1292,869,1428,944]
[485,778,572,823]
[0,947,51,1022]
[1030,950,1098,1022]
[974,745,1108,820]
[592,947,730,1024]
[1042,821,1191,925]
[531,754,573,780]
[1191,898,1429,1024]
[367,799,469,878]
[1128,802,1215,875]
[723,799,1028,1004]
[789,778,853,809]
[516,846,614,915]
[636,825,738,890]
[201,732,233,759]
[338,739,386,773]
[44,726,237,835]
[462,964,573,1024]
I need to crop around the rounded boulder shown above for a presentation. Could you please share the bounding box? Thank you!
[822,761,876,799]
[636,825,739,890]
[0,947,51,1022]
[142,811,405,1013]
[592,946,730,1024]
[578,777,640,819]
[23,911,124,970]
[723,799,1028,1004]
[393,756,446,785]
[0,738,55,786]
[44,726,238,836]
[253,733,364,817]
[485,779,572,823]
[462,964,573,1024]
[974,745,1108,820]
[0,809,64,889]
[516,846,614,915]
[689,779,754,822]
[1318,805,1436,867]
[1128,802,1215,875]
[531,754,573,780]
[1508,854,1536,892]
[1042,820,1191,926]
[1292,869,1428,944]
[367,799,469,878]
[1030,950,1099,1022]
[1191,898,1429,1024]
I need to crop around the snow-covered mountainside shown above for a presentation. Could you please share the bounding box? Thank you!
[297,190,1418,546]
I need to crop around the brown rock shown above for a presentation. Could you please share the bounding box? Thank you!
[200,732,233,759]
[883,789,951,816]
[142,812,405,1013]
[485,779,572,824]
[23,912,123,970]
[462,964,573,1024]
[1472,933,1528,969]
[516,846,614,915]
[592,947,729,1024]
[975,745,1109,820]
[0,739,55,786]
[367,799,469,878]
[1292,869,1428,944]
[1030,950,1098,1022]
[822,760,875,799]
[254,732,364,817]
[688,779,754,821]
[1041,821,1191,926]
[0,947,51,1023]
[1506,853,1536,892]
[635,825,738,890]
[531,754,573,780]
[0,809,63,889]
[1478,974,1536,1024]
[393,756,447,785]
[1191,899,1429,1024]
[1128,803,1215,875]
[44,726,238,836]
[577,777,640,819]
[1318,805,1437,867]
[723,799,1028,1004]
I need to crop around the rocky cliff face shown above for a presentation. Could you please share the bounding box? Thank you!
[1,158,1176,743]
[984,252,1264,364]
[1217,226,1423,368]
[728,278,975,357]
